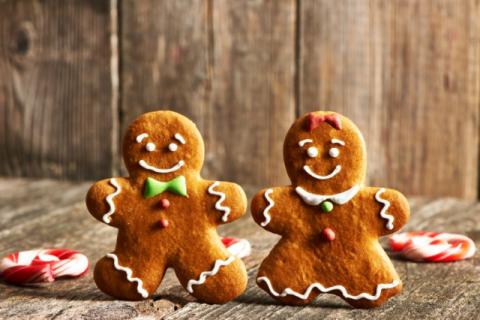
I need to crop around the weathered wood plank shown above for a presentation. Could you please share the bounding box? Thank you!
[207,0,296,186]
[0,179,90,230]
[298,0,480,199]
[119,0,209,164]
[0,182,260,319]
[0,179,478,319]
[119,0,296,186]
[166,199,480,320]
[0,0,118,180]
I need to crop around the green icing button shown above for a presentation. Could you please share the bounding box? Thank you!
[320,201,334,213]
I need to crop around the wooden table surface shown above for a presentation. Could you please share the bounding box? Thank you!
[0,178,478,320]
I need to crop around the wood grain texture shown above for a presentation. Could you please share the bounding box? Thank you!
[1,0,479,198]
[207,0,295,186]
[0,0,118,180]
[1,178,479,319]
[120,0,296,185]
[119,0,210,174]
[298,0,480,199]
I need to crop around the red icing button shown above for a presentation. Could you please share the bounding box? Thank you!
[159,219,169,228]
[322,228,336,241]
[161,199,170,209]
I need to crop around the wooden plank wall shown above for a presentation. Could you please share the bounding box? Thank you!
[0,0,117,180]
[0,0,479,199]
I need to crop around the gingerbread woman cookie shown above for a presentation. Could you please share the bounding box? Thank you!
[86,111,248,303]
[251,111,410,308]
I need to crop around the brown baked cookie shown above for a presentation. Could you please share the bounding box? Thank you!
[86,111,248,303]
[251,111,410,308]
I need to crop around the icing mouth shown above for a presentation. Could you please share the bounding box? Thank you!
[303,164,341,180]
[139,159,185,173]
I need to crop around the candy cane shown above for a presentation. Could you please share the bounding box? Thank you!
[221,237,251,259]
[389,231,476,262]
[0,249,89,285]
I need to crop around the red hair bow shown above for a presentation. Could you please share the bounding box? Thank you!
[307,113,342,131]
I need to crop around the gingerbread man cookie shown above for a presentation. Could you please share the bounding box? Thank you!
[86,111,248,303]
[251,112,410,308]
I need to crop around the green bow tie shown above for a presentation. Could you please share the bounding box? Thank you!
[144,176,187,198]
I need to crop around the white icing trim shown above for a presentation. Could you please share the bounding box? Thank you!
[295,185,360,206]
[208,181,231,222]
[257,276,400,301]
[186,256,235,293]
[136,133,149,143]
[261,189,274,227]
[106,253,148,298]
[102,178,121,224]
[174,133,186,144]
[375,188,394,230]
[138,159,185,173]
[331,138,345,146]
[298,139,313,147]
[303,164,341,180]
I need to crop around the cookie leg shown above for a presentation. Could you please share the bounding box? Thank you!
[345,282,403,309]
[174,251,247,304]
[256,263,319,306]
[94,252,167,300]
[256,241,320,306]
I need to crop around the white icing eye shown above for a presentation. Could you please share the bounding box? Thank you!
[329,147,340,158]
[168,143,178,152]
[307,146,318,158]
[146,143,156,152]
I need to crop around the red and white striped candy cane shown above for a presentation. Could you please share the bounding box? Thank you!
[221,237,251,259]
[389,231,476,262]
[0,249,89,285]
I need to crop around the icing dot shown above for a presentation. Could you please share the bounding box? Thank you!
[161,198,170,209]
[329,147,340,158]
[168,143,178,152]
[320,201,334,213]
[146,143,156,152]
[307,146,318,158]
[322,228,336,241]
[159,219,169,228]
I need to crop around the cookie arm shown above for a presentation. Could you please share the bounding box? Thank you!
[206,181,247,224]
[85,178,125,227]
[251,187,294,235]
[371,187,410,236]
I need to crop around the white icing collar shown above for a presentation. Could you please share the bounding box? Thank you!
[295,185,360,206]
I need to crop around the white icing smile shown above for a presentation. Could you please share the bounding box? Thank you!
[303,164,341,180]
[139,159,185,173]
[136,132,187,174]
[299,138,345,180]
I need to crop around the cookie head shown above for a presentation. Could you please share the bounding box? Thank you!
[123,111,204,179]
[283,112,366,193]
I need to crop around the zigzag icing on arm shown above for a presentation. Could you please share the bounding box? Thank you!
[106,253,148,298]
[102,178,122,224]
[207,181,231,222]
[261,189,274,227]
[375,188,394,230]
[186,256,235,293]
[257,276,400,301]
